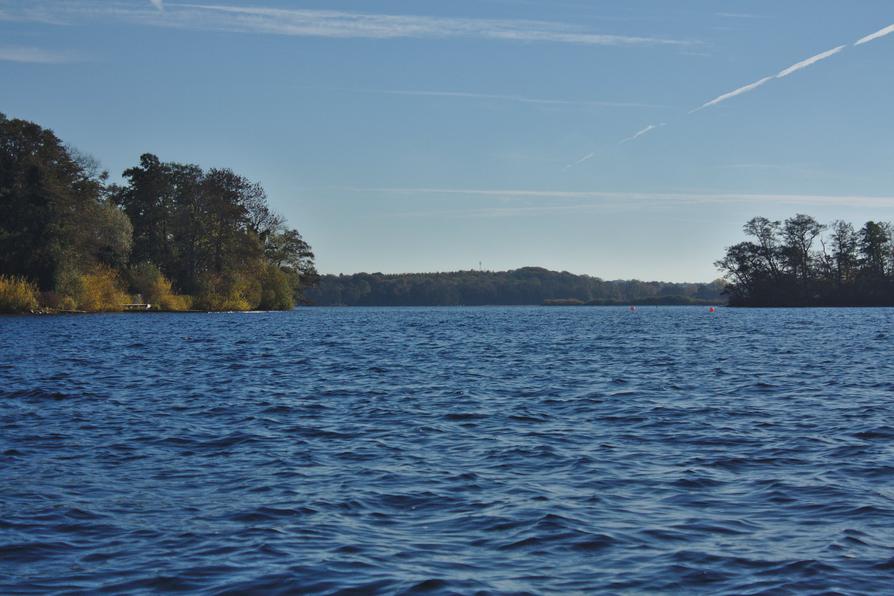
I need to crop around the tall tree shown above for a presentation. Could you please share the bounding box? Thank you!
[828,220,859,288]
[782,214,824,288]
[0,113,123,289]
[859,221,891,280]
[743,217,783,282]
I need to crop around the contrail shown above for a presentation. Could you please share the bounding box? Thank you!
[578,22,891,162]
[149,0,164,11]
[856,24,894,46]
[564,152,596,170]
[776,45,845,78]
[620,123,665,144]
[691,76,773,113]
[692,45,844,112]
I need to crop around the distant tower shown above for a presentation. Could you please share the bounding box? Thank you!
[479,261,483,271]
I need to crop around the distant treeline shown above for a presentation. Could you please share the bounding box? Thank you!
[305,268,726,306]
[717,215,894,306]
[0,113,317,313]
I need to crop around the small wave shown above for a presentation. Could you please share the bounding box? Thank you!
[1,389,73,401]
[0,541,74,563]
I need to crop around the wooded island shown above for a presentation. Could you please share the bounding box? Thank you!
[716,215,894,306]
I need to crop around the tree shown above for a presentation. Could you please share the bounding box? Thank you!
[266,228,319,289]
[859,221,891,280]
[782,213,824,288]
[714,242,763,304]
[1,113,317,311]
[0,113,124,289]
[118,154,177,271]
[743,217,783,282]
[828,220,859,288]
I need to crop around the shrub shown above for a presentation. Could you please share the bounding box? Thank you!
[0,275,39,313]
[193,271,261,311]
[128,262,191,311]
[55,264,92,311]
[158,293,192,312]
[39,291,78,311]
[258,264,295,310]
[75,265,130,312]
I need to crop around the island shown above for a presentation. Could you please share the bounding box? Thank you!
[716,215,894,306]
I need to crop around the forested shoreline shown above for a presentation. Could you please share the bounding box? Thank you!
[306,268,726,306]
[716,215,894,306]
[6,115,894,314]
[0,113,317,313]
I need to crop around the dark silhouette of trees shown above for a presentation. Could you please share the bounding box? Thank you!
[827,220,859,290]
[306,267,726,306]
[717,214,894,306]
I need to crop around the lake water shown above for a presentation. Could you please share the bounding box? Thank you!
[2,307,893,593]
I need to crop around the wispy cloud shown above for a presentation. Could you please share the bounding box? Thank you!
[171,3,691,46]
[620,123,665,143]
[0,46,76,64]
[352,89,662,109]
[0,5,68,25]
[344,186,894,211]
[775,45,845,78]
[1,1,692,47]
[716,13,764,19]
[855,23,894,46]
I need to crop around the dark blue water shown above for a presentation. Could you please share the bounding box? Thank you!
[2,307,893,594]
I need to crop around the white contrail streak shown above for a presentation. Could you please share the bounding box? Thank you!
[855,24,894,46]
[691,45,844,113]
[620,123,665,144]
[563,152,596,170]
[776,45,845,78]
[691,76,773,112]
[149,0,164,11]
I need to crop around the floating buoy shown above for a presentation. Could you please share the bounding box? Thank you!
[709,307,716,313]
[629,306,637,312]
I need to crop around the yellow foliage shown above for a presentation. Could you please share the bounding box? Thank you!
[158,293,192,312]
[128,262,191,311]
[193,271,261,311]
[75,266,130,312]
[59,295,78,311]
[38,292,78,311]
[0,275,39,313]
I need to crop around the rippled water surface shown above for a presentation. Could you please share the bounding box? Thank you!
[2,307,894,593]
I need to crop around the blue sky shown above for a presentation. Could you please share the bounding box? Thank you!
[2,1,893,281]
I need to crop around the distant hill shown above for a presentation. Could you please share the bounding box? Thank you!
[305,267,727,306]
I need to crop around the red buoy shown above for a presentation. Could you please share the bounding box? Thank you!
[709,307,716,313]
